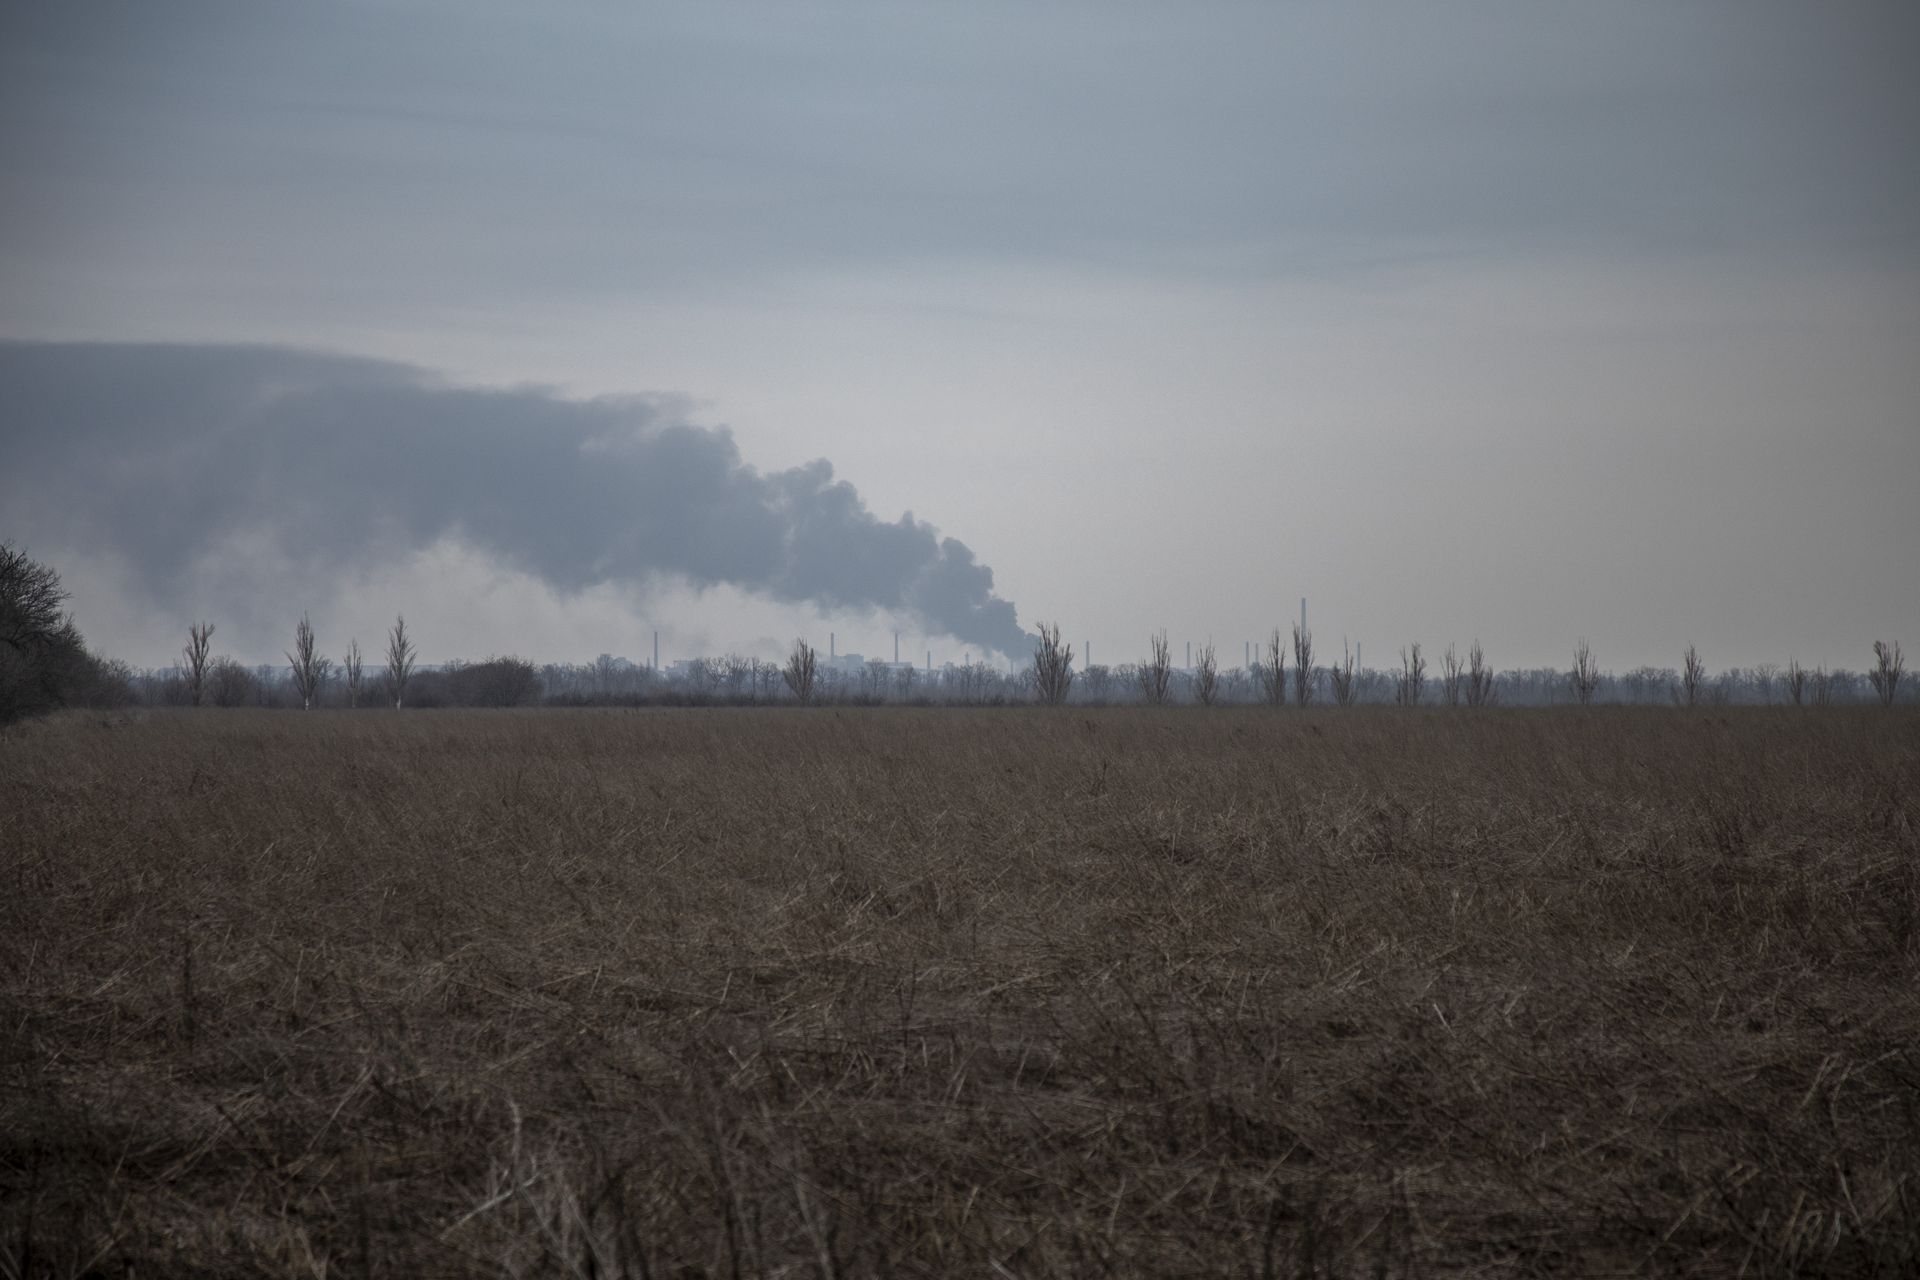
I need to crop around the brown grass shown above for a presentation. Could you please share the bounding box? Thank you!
[3,707,1918,1277]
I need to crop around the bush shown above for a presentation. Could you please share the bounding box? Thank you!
[0,544,128,724]
[442,656,541,708]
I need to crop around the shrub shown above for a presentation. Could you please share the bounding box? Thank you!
[0,544,127,724]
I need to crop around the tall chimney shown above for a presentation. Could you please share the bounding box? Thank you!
[1084,640,1090,669]
[894,631,899,664]
[653,630,659,671]
[830,632,835,661]
[1186,640,1191,668]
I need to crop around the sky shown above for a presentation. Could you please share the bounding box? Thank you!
[2,1,1916,673]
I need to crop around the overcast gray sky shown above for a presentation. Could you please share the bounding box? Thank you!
[3,2,1916,671]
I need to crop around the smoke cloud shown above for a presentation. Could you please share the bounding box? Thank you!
[0,341,1028,658]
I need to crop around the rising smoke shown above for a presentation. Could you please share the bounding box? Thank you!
[0,341,1028,657]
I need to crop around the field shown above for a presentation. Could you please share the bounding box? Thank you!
[3,707,1918,1277]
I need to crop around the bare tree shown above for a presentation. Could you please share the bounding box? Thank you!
[1395,642,1426,706]
[208,656,255,707]
[1221,663,1249,703]
[1256,628,1286,707]
[1783,659,1807,706]
[1031,622,1076,706]
[1082,664,1113,701]
[1440,644,1463,707]
[679,656,714,697]
[716,654,749,700]
[783,638,818,705]
[1870,640,1905,708]
[343,639,364,708]
[1681,644,1705,707]
[285,613,332,710]
[0,543,67,661]
[1291,624,1314,707]
[182,621,215,707]
[1570,640,1600,706]
[1192,642,1218,706]
[385,614,417,709]
[1466,640,1496,707]
[1138,631,1173,706]
[1330,640,1358,707]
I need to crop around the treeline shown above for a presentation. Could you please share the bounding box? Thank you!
[113,649,1016,709]
[126,652,537,710]
[2,544,1910,722]
[1018,628,1909,709]
[111,629,1910,710]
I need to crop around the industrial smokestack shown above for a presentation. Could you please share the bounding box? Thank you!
[653,630,659,672]
[894,630,899,664]
[830,632,835,661]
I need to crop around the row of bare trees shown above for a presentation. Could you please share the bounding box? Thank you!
[636,639,1907,710]
[1341,637,1900,710]
[1023,626,1907,709]
[160,614,1913,712]
[1570,641,1903,709]
[1027,624,1457,709]
[1438,642,1497,707]
[1517,639,1906,709]
[177,615,417,709]
[1116,625,1329,708]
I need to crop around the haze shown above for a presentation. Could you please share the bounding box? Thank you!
[3,2,1916,671]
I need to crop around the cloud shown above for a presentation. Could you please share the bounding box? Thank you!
[0,340,1028,658]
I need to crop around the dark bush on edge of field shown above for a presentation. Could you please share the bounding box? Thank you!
[0,544,134,725]
[416,656,542,708]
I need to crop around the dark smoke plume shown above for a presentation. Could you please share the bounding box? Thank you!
[0,341,1028,656]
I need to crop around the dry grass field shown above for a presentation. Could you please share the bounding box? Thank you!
[3,707,1918,1277]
